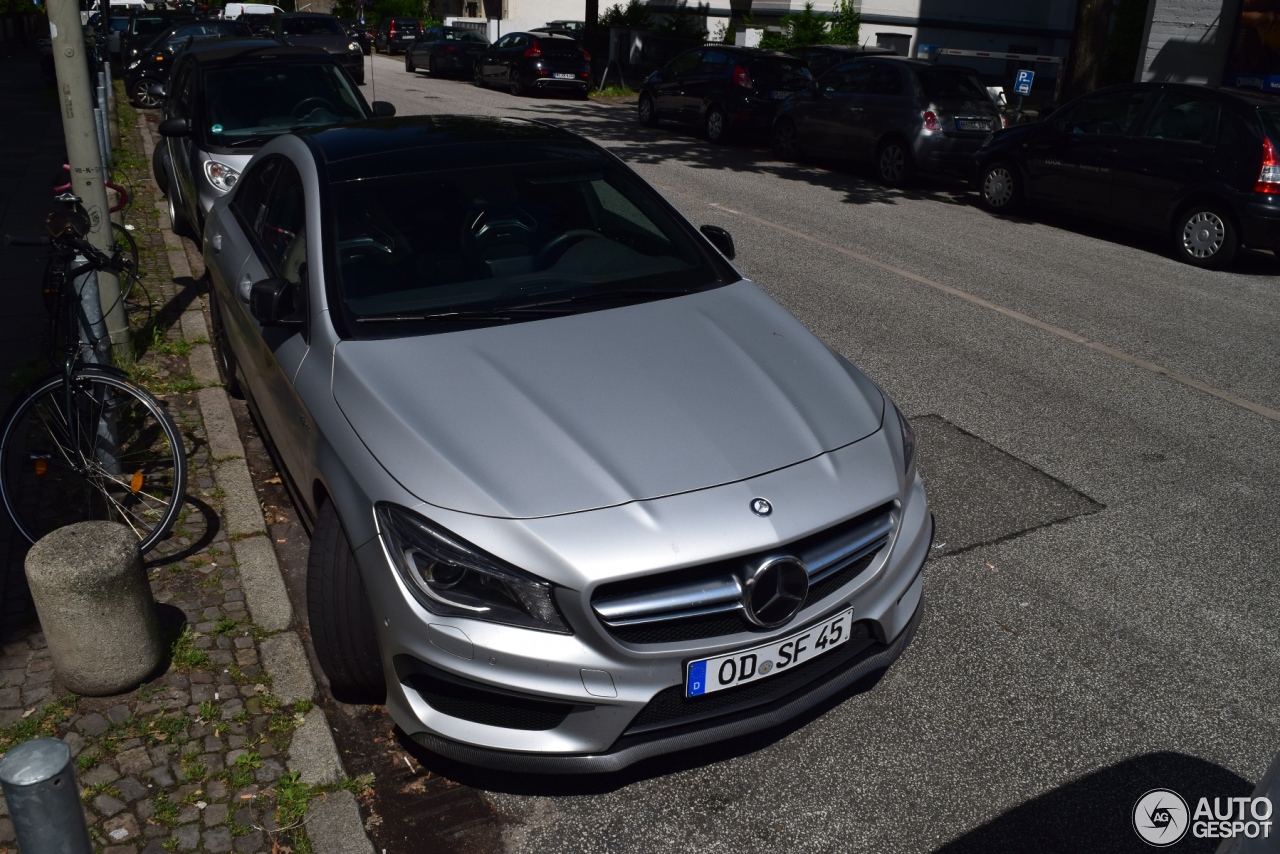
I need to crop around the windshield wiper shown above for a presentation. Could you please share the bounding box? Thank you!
[354,287,694,324]
[506,286,693,311]
[355,310,520,323]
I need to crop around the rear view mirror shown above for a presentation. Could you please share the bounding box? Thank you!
[371,101,396,118]
[158,117,189,137]
[700,225,735,260]
[249,278,302,327]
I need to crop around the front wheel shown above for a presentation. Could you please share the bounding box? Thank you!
[638,93,658,127]
[208,288,242,399]
[0,368,187,553]
[877,138,916,186]
[404,51,415,73]
[1173,204,1238,269]
[473,62,486,88]
[307,501,386,702]
[130,77,161,109]
[772,119,801,160]
[705,104,729,143]
[978,161,1022,213]
[152,144,168,196]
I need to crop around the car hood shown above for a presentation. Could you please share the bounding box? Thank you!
[332,281,885,519]
[282,34,351,52]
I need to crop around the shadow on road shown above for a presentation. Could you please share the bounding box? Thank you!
[936,751,1252,853]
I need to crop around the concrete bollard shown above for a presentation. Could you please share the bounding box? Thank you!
[0,738,93,854]
[24,521,163,696]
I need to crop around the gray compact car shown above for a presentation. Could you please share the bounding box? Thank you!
[203,116,931,772]
[155,40,392,240]
[773,56,1003,185]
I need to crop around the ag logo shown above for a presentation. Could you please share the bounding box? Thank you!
[750,497,772,517]
[1133,789,1189,846]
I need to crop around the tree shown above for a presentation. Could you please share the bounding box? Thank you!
[784,1,825,48]
[655,1,707,41]
[826,0,859,46]
[599,0,652,28]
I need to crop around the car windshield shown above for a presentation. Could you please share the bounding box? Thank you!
[443,28,486,43]
[394,19,421,31]
[204,63,366,141]
[332,162,725,329]
[749,58,812,88]
[109,17,130,32]
[282,17,344,35]
[240,13,273,27]
[918,68,988,100]
[133,16,184,36]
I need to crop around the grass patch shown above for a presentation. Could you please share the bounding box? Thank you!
[171,626,211,671]
[591,85,636,98]
[0,695,77,753]
[152,789,181,826]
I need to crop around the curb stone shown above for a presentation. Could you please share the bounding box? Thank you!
[139,116,374,854]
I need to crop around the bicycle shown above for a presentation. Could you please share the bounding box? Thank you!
[53,165,140,300]
[1,199,187,553]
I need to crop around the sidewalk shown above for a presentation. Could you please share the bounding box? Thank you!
[0,59,375,854]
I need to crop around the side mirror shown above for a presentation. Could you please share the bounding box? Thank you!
[700,224,735,260]
[371,100,396,118]
[248,278,303,327]
[147,80,166,98]
[158,117,189,137]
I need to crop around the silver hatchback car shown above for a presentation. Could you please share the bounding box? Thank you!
[203,116,931,772]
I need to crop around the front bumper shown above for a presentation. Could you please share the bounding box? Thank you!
[366,440,931,772]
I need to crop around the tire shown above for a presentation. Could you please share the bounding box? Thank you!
[978,160,1022,213]
[168,191,194,241]
[704,104,729,143]
[307,501,386,702]
[208,288,242,399]
[0,368,187,553]
[427,54,437,77]
[876,137,916,186]
[473,62,485,88]
[508,67,525,97]
[772,119,801,160]
[638,93,658,127]
[404,50,415,73]
[130,77,161,109]
[152,143,168,196]
[1173,203,1238,269]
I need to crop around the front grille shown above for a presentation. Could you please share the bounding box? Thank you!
[592,503,894,645]
[625,622,876,734]
[404,673,574,732]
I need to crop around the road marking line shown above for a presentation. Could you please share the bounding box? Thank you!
[655,184,1280,424]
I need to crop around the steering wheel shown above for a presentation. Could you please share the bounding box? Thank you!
[293,97,337,118]
[534,230,603,270]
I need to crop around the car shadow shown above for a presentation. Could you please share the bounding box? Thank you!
[935,751,1253,853]
[395,665,892,796]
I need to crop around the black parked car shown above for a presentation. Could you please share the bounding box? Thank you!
[373,16,421,55]
[637,47,813,143]
[789,44,894,78]
[974,82,1280,269]
[121,10,196,66]
[473,32,590,98]
[772,57,1002,185]
[272,13,365,85]
[339,18,372,55]
[404,25,488,77]
[125,19,252,108]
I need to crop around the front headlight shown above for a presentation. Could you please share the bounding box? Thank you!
[127,59,140,69]
[376,503,570,634]
[203,160,239,193]
[348,41,361,51]
[893,402,916,477]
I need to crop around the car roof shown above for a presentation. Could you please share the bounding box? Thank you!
[278,11,337,17]
[302,116,603,181]
[180,40,333,64]
[1080,81,1280,108]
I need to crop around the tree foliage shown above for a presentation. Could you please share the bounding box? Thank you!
[826,0,860,46]
[655,1,707,41]
[599,0,652,28]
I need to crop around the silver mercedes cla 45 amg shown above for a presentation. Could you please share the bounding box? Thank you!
[203,115,932,773]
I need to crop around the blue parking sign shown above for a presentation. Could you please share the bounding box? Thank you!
[1015,69,1034,96]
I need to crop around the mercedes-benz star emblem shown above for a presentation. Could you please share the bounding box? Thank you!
[750,497,773,517]
[742,557,809,628]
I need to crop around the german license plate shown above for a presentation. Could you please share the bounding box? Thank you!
[771,90,793,100]
[686,609,853,697]
[956,119,991,131]
[554,73,576,79]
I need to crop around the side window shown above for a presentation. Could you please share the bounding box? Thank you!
[1218,111,1246,148]
[825,63,872,95]
[666,49,702,76]
[230,156,282,244]
[510,35,528,50]
[1062,89,1150,136]
[1142,91,1219,144]
[169,62,193,118]
[699,50,731,75]
[869,64,903,96]
[259,161,307,284]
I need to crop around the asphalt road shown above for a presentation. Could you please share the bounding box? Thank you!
[342,54,1280,853]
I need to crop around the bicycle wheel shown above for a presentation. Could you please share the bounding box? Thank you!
[109,222,139,304]
[0,368,187,553]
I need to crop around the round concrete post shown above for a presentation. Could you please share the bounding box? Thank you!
[24,521,162,696]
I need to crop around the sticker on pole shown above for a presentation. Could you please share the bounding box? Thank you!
[1014,69,1034,96]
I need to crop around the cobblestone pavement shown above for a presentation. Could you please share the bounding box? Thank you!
[0,85,366,854]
